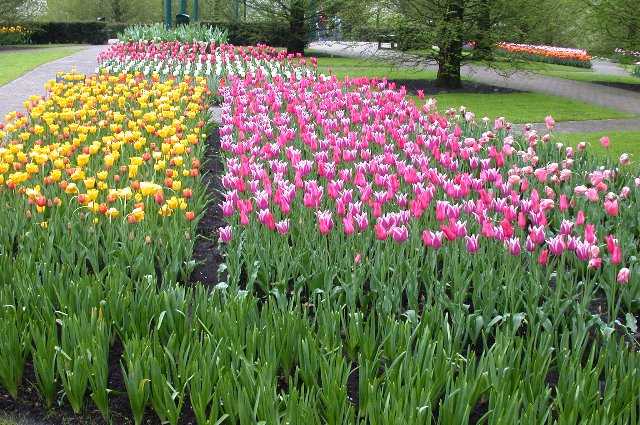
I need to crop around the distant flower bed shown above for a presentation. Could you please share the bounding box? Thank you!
[497,42,592,68]
[0,25,32,45]
[614,48,640,59]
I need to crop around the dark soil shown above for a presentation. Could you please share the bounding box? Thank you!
[387,79,523,95]
[590,80,640,93]
[189,128,225,288]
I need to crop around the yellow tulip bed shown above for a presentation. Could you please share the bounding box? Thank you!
[0,72,211,282]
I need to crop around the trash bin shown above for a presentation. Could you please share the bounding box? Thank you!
[175,13,190,26]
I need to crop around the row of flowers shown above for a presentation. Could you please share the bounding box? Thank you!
[97,42,316,85]
[216,70,637,304]
[497,42,592,68]
[0,72,213,282]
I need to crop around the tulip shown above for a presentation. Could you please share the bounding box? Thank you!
[544,115,555,130]
[465,235,480,253]
[599,136,610,148]
[275,219,290,235]
[617,267,630,284]
[506,237,521,256]
[218,226,232,243]
[619,153,631,166]
[538,249,549,265]
[604,198,619,216]
[316,210,333,235]
[390,225,409,243]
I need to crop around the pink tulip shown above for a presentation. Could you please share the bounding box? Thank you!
[218,226,233,243]
[544,115,555,130]
[506,237,521,256]
[275,219,290,235]
[538,249,549,265]
[617,267,630,284]
[390,225,409,243]
[548,235,565,256]
[584,224,597,244]
[619,153,631,166]
[422,230,443,249]
[604,198,618,216]
[588,257,602,269]
[465,235,480,253]
[599,136,610,148]
[316,210,334,235]
[343,215,355,235]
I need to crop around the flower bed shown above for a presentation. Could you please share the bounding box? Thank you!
[218,72,637,313]
[0,72,210,283]
[97,42,316,92]
[497,42,592,68]
[1,41,640,425]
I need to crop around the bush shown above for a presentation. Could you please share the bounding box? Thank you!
[633,64,640,78]
[201,21,290,48]
[6,22,127,45]
[0,25,32,45]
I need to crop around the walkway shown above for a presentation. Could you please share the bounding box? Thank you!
[525,118,640,134]
[0,45,105,119]
[309,42,640,116]
[591,59,630,77]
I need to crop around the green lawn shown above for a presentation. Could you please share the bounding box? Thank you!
[306,54,634,123]
[312,55,440,80]
[0,45,86,86]
[553,130,640,159]
[412,92,633,124]
[481,59,640,85]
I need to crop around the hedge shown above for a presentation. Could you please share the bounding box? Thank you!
[200,21,290,48]
[28,22,127,44]
[8,21,297,48]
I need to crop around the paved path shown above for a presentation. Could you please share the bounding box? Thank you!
[309,42,640,115]
[591,58,630,77]
[0,45,105,119]
[525,118,640,134]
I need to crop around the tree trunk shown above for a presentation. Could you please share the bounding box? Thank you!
[475,0,492,60]
[436,0,464,88]
[287,0,307,54]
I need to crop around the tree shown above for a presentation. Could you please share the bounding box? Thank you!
[244,0,340,54]
[383,0,556,88]
[42,0,161,22]
[0,0,25,22]
[587,0,640,51]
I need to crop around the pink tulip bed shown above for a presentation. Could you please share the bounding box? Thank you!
[1,39,640,424]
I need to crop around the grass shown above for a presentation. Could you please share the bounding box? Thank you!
[413,92,633,124]
[554,130,640,159]
[482,59,640,85]
[0,45,86,86]
[313,55,439,80]
[307,54,634,123]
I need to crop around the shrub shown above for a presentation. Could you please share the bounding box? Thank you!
[201,21,290,47]
[0,25,31,45]
[5,22,127,45]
